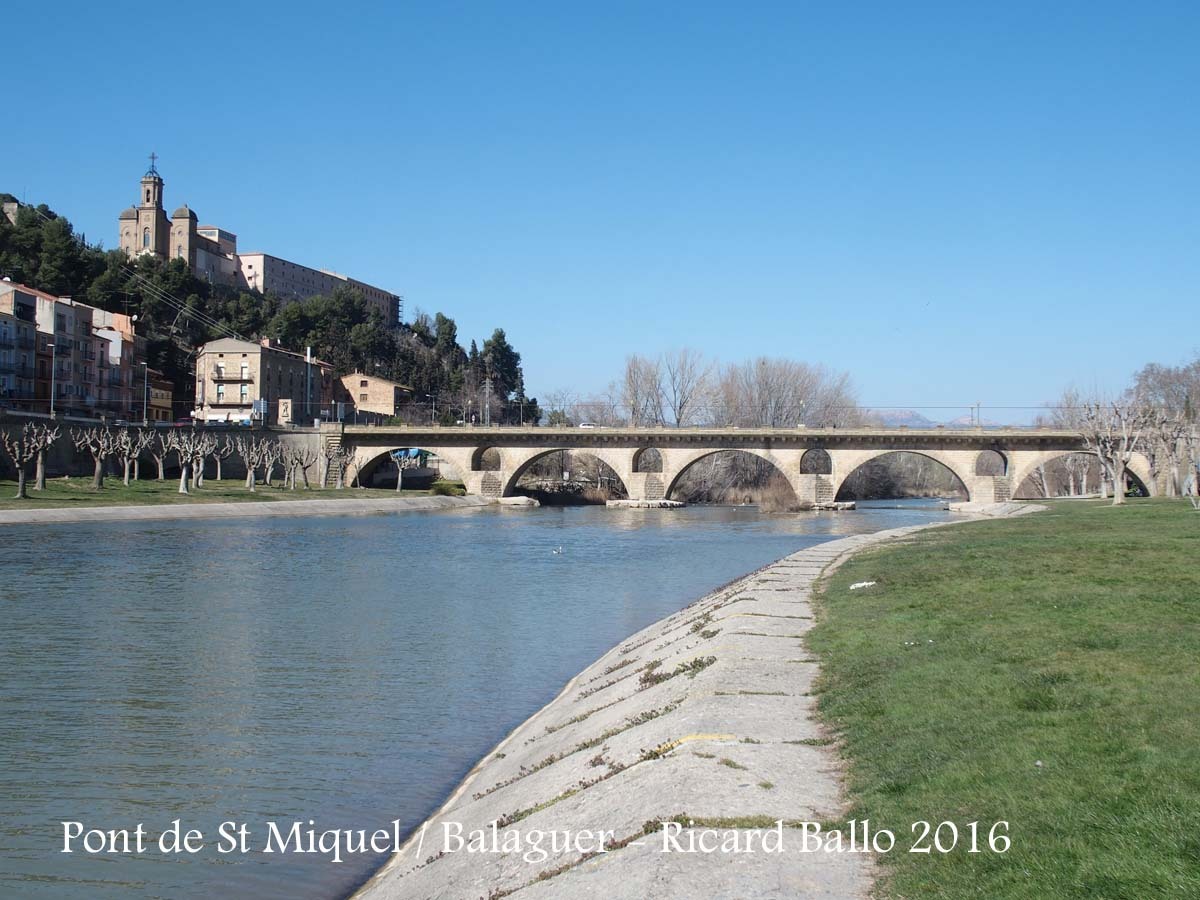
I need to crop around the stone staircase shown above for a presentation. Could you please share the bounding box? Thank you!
[480,472,503,498]
[992,476,1012,502]
[322,431,344,487]
[644,475,665,501]
[815,475,835,506]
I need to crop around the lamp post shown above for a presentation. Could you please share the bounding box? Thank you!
[140,362,149,426]
[425,393,437,424]
[47,342,56,417]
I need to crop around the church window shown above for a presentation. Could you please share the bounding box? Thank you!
[143,229,150,248]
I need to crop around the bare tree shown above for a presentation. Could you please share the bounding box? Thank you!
[320,442,339,488]
[115,428,155,486]
[621,355,664,426]
[334,446,356,489]
[148,432,175,481]
[282,443,319,490]
[392,449,423,491]
[31,423,60,491]
[3,424,43,499]
[191,434,218,488]
[211,437,236,482]
[1081,401,1153,506]
[172,430,211,495]
[71,427,119,490]
[1142,410,1188,497]
[262,440,283,487]
[661,348,713,427]
[235,437,272,492]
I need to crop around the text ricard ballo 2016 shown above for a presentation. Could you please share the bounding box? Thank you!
[61,817,1011,864]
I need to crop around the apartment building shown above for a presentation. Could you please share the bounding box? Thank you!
[194,337,333,425]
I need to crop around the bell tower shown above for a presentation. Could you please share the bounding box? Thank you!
[141,153,164,209]
[119,153,170,259]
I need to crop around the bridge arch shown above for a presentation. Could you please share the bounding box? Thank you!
[832,449,973,502]
[632,447,663,473]
[975,449,1007,476]
[663,448,798,505]
[799,448,832,475]
[502,448,631,498]
[472,446,502,471]
[1010,449,1154,498]
[352,445,462,488]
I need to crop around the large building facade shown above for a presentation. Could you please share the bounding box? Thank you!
[117,159,401,325]
[0,281,146,419]
[194,337,334,425]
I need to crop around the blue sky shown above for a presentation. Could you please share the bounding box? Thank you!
[5,2,1198,421]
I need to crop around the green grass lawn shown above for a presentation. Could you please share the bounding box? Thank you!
[0,477,464,509]
[808,499,1200,900]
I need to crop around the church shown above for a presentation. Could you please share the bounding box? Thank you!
[116,157,402,326]
[117,155,240,285]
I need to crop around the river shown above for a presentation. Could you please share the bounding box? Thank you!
[0,501,951,899]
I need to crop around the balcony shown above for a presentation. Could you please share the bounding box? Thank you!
[17,338,35,351]
[211,367,254,382]
[0,337,13,349]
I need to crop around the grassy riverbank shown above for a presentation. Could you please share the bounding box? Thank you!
[809,499,1200,899]
[0,477,466,509]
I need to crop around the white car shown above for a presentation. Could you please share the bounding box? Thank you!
[578,422,597,429]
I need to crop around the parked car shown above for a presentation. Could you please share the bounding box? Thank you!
[578,422,597,429]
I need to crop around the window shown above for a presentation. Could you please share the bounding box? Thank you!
[142,228,150,248]
[240,385,249,401]
[216,384,225,401]
[360,393,368,402]
[360,379,368,387]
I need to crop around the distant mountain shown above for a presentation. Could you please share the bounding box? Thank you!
[943,414,1003,427]
[872,409,938,428]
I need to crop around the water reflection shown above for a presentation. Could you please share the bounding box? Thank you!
[0,501,949,899]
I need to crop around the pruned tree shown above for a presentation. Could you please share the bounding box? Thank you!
[1081,401,1154,506]
[149,432,176,482]
[115,428,155,486]
[1142,409,1188,497]
[2,424,43,499]
[392,449,424,492]
[191,434,218,488]
[262,439,283,487]
[319,442,340,488]
[284,443,319,490]
[333,446,355,489]
[31,423,61,491]
[173,430,213,495]
[211,437,236,482]
[71,426,119,490]
[235,436,271,492]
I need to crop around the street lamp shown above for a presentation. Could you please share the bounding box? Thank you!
[140,361,149,426]
[425,393,437,424]
[47,343,56,417]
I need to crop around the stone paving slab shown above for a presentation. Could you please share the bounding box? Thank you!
[353,519,975,900]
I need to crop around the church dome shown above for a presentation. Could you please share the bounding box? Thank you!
[119,207,136,220]
[172,205,197,220]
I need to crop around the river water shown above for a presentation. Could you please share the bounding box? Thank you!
[0,501,950,899]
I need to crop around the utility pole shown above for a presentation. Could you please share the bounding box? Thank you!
[483,376,493,427]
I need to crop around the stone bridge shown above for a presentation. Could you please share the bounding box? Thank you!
[334,425,1155,504]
